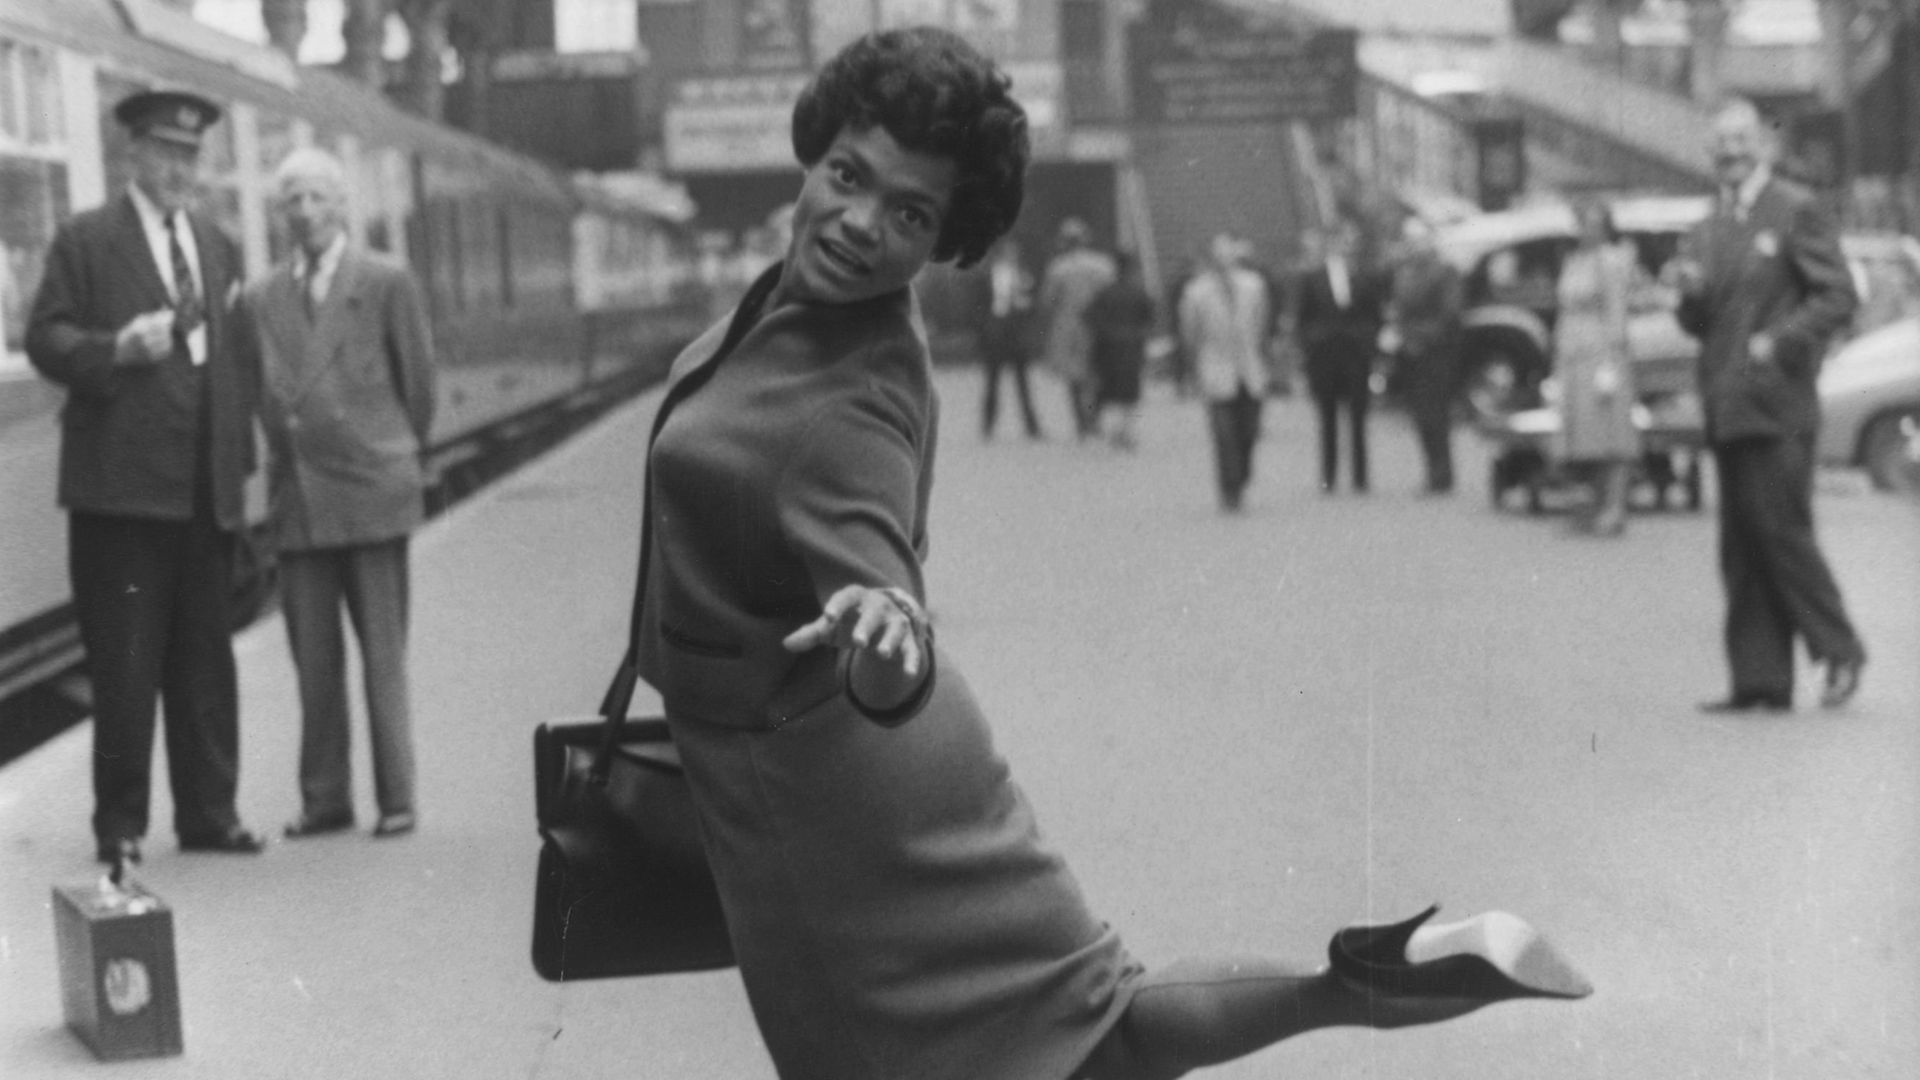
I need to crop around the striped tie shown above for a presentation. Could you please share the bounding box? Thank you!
[164,215,202,347]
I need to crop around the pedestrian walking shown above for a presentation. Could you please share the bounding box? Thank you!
[25,90,265,864]
[1673,98,1866,712]
[1384,218,1465,494]
[244,148,435,840]
[1295,222,1384,493]
[1180,233,1273,511]
[1554,201,1640,536]
[1036,217,1115,440]
[620,28,1589,1080]
[976,237,1043,439]
[1084,250,1156,451]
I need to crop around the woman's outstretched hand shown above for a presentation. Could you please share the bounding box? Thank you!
[782,584,928,678]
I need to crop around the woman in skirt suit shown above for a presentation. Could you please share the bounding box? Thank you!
[632,28,1591,1080]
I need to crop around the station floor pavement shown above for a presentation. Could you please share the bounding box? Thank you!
[2,369,1916,1079]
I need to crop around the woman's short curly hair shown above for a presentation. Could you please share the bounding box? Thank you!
[792,27,1029,269]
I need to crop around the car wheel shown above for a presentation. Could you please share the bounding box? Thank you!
[1861,409,1920,493]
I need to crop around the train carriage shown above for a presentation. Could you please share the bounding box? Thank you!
[0,0,706,750]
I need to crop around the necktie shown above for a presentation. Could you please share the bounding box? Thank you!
[165,215,202,349]
[302,252,319,322]
[1329,259,1350,309]
[1721,185,1744,223]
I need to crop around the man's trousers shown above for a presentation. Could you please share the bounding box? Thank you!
[1713,435,1865,700]
[70,511,242,844]
[280,540,417,820]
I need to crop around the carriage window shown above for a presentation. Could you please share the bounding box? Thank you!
[0,38,70,363]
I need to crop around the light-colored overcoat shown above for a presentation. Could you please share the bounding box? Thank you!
[244,248,435,551]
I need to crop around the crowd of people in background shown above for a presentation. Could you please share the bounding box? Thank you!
[959,210,1473,513]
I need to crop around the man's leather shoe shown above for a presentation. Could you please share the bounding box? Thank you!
[95,837,141,865]
[372,811,416,838]
[1697,695,1792,715]
[179,826,265,854]
[1821,658,1863,708]
[283,812,355,839]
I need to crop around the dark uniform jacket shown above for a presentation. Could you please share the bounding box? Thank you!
[1677,176,1857,444]
[635,268,937,732]
[26,194,256,529]
[244,248,436,551]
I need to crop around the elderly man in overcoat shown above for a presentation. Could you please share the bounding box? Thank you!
[1674,99,1865,712]
[245,148,435,838]
[26,91,264,863]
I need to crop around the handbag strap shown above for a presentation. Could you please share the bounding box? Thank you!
[590,268,783,782]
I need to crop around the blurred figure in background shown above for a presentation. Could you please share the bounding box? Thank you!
[977,237,1042,440]
[1673,98,1864,712]
[27,90,264,864]
[1161,252,1199,395]
[1036,217,1115,440]
[1384,218,1464,494]
[246,147,435,840]
[1084,249,1156,451]
[1180,232,1272,511]
[1294,221,1385,494]
[1553,200,1639,536]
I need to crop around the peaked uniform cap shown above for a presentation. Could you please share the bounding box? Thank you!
[114,90,222,148]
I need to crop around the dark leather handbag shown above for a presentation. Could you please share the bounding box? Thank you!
[530,703,734,981]
[530,281,775,981]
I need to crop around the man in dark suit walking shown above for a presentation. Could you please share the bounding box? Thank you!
[1295,223,1385,493]
[247,148,436,840]
[1674,98,1866,713]
[26,91,264,863]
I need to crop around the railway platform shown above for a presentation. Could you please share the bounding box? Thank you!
[2,368,1916,1079]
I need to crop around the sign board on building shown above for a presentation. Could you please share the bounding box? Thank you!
[663,73,812,172]
[1129,20,1358,124]
[664,59,1065,174]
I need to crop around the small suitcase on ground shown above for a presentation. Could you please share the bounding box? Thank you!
[51,877,183,1060]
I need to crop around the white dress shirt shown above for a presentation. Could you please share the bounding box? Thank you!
[128,183,207,365]
[1725,164,1772,222]
[299,232,347,312]
[1327,254,1351,309]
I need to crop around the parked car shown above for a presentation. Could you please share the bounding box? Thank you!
[1817,234,1920,493]
[1429,193,1711,421]
[1430,198,1918,437]
[1818,318,1919,491]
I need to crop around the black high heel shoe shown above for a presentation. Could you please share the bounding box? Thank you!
[1330,904,1593,1002]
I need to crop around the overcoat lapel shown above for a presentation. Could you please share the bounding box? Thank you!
[258,267,302,399]
[308,254,365,364]
[113,196,174,312]
[187,212,233,356]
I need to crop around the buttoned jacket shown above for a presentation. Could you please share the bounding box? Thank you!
[1294,259,1386,377]
[243,247,435,550]
[633,268,937,732]
[1677,175,1857,443]
[26,194,256,528]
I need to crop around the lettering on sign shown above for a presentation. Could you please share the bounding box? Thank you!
[1130,24,1358,123]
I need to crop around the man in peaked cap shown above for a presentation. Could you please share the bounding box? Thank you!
[114,89,222,148]
[26,88,266,865]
